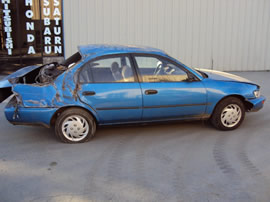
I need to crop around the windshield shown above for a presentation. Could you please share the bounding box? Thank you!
[166,55,207,78]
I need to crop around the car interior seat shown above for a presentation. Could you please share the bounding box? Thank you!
[111,62,123,81]
[121,65,133,81]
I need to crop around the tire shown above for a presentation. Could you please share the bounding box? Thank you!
[211,97,245,131]
[55,108,96,143]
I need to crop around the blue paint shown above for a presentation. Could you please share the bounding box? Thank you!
[5,105,57,127]
[78,83,143,123]
[78,44,168,58]
[0,44,266,128]
[140,81,207,120]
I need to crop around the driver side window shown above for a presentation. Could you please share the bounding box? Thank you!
[134,56,188,82]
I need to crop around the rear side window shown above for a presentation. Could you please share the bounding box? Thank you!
[79,56,135,83]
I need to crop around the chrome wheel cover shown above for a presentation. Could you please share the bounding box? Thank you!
[221,104,242,128]
[62,115,89,142]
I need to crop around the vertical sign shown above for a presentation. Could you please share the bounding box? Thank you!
[0,0,64,56]
[2,0,13,55]
[43,0,62,55]
[23,0,63,56]
[25,0,36,54]
[0,0,64,72]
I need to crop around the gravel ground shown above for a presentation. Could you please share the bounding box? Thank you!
[0,72,269,202]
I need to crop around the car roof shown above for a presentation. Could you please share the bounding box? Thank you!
[78,44,168,57]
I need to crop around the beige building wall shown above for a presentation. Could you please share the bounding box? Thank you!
[63,0,270,71]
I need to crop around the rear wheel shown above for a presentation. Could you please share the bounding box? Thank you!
[211,97,245,130]
[55,108,96,143]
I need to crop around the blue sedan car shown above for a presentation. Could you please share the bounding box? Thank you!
[0,45,266,143]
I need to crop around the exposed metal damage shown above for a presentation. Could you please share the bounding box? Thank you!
[0,51,83,124]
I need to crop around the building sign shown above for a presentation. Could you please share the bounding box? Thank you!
[24,0,63,55]
[2,0,13,55]
[0,0,64,73]
[42,0,62,55]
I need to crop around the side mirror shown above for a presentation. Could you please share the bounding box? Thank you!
[186,74,197,82]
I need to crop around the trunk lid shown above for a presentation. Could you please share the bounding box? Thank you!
[0,65,40,103]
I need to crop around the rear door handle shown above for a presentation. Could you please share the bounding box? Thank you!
[145,89,158,95]
[82,91,96,96]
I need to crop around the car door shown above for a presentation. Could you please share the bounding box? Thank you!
[77,54,143,124]
[133,54,208,121]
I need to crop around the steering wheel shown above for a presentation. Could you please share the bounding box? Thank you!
[163,65,175,75]
[154,62,163,75]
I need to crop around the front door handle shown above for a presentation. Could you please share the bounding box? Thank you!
[145,89,158,95]
[82,91,96,96]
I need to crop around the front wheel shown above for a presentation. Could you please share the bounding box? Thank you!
[55,108,96,143]
[211,97,245,130]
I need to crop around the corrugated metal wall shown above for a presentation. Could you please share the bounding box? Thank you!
[63,0,270,71]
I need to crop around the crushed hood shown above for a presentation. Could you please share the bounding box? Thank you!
[198,69,254,84]
[0,65,40,103]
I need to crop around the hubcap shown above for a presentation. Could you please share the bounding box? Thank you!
[221,104,242,128]
[62,115,89,142]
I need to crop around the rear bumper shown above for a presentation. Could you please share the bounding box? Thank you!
[247,96,266,112]
[5,99,58,128]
